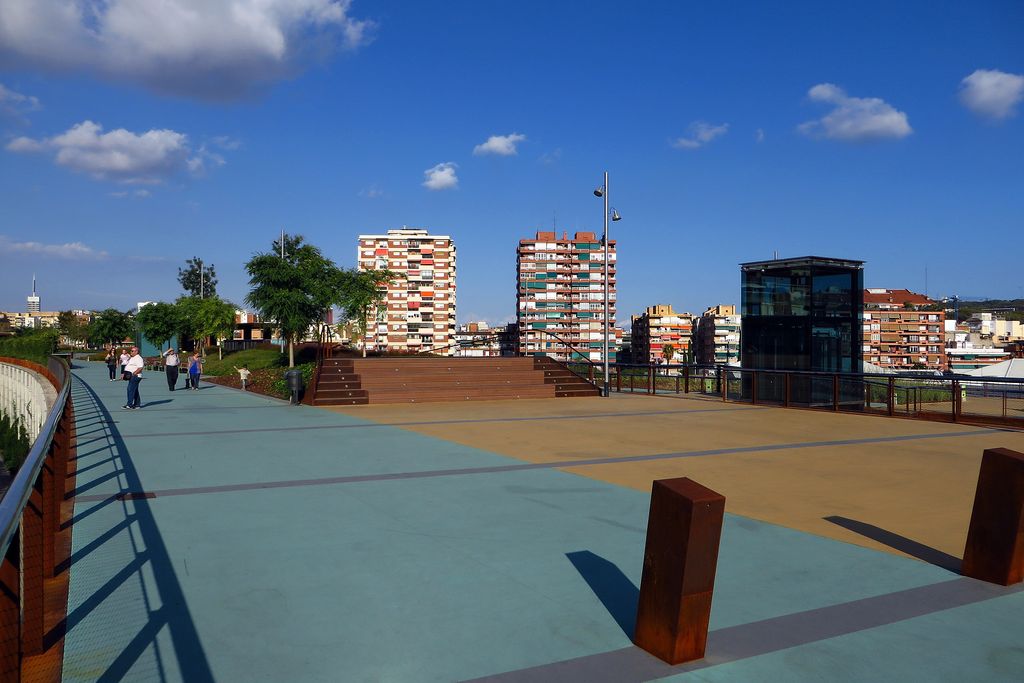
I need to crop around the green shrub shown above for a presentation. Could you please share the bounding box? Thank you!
[270,363,314,398]
[0,330,58,365]
[0,408,31,472]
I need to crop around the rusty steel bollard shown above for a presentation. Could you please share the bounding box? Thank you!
[634,477,725,664]
[962,448,1024,586]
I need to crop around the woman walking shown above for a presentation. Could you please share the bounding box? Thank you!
[105,349,117,381]
[187,352,203,390]
[118,349,130,380]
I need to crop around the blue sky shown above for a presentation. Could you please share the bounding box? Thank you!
[1,0,1022,324]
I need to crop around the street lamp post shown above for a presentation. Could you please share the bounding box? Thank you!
[594,171,621,397]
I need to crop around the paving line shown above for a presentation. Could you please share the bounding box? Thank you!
[116,405,759,439]
[75,428,994,502]
[462,577,1024,682]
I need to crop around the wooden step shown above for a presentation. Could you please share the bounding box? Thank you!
[314,396,369,406]
[365,385,555,403]
[556,386,602,397]
[362,374,548,385]
[316,380,363,390]
[311,356,600,405]
[315,388,369,398]
[317,372,361,382]
[353,360,535,373]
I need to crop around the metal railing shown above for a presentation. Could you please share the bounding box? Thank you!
[609,363,1024,428]
[0,355,74,678]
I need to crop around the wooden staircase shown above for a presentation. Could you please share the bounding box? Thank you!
[310,356,600,406]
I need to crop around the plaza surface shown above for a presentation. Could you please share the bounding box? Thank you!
[60,361,1024,682]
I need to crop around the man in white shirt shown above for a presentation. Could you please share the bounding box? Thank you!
[123,346,145,409]
[163,348,180,391]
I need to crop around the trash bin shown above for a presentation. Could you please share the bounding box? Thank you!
[285,368,304,405]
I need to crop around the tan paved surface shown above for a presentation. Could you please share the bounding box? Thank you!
[327,394,1024,563]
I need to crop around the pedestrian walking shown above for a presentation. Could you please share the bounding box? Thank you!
[188,352,203,390]
[119,349,130,380]
[233,364,251,391]
[123,346,144,409]
[163,348,181,390]
[105,349,117,381]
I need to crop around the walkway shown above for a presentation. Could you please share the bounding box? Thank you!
[62,362,1024,681]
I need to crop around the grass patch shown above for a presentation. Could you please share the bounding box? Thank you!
[201,348,287,376]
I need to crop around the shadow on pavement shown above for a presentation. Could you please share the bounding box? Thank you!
[55,376,214,682]
[824,515,962,573]
[566,550,639,639]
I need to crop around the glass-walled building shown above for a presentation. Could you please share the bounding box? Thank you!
[741,256,864,404]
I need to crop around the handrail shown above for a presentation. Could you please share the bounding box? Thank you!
[304,324,331,405]
[610,361,1023,384]
[0,356,71,561]
[415,329,506,357]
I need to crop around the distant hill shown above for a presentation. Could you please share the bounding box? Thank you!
[946,298,1024,322]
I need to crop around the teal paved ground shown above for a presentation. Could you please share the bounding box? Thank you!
[62,361,1024,682]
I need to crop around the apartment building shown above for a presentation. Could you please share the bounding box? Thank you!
[516,230,618,362]
[357,228,457,355]
[862,289,945,371]
[630,305,693,364]
[965,312,1024,345]
[694,304,741,365]
[1,311,61,330]
[453,322,503,357]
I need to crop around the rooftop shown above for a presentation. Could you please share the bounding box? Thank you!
[740,255,865,270]
[57,361,1024,681]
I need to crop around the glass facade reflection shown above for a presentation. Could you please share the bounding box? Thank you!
[741,257,864,405]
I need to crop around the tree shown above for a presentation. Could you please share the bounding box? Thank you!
[87,309,136,349]
[338,269,400,357]
[136,302,181,352]
[178,257,217,298]
[174,296,202,350]
[56,310,87,347]
[663,343,676,364]
[245,234,345,367]
[193,297,237,359]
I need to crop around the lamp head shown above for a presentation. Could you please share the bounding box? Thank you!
[593,186,604,197]
[611,209,622,222]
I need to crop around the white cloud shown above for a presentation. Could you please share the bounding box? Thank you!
[422,162,458,191]
[798,83,911,141]
[473,133,526,156]
[959,69,1024,120]
[186,144,226,176]
[359,184,384,198]
[539,148,562,165]
[6,120,226,184]
[210,135,242,150]
[0,0,375,100]
[672,121,729,149]
[0,82,41,120]
[6,136,44,152]
[110,189,151,198]
[0,235,108,260]
[755,128,765,143]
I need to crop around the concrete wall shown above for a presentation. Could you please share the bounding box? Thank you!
[0,360,57,441]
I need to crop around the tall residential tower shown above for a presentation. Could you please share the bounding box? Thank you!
[356,228,457,355]
[516,230,617,361]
